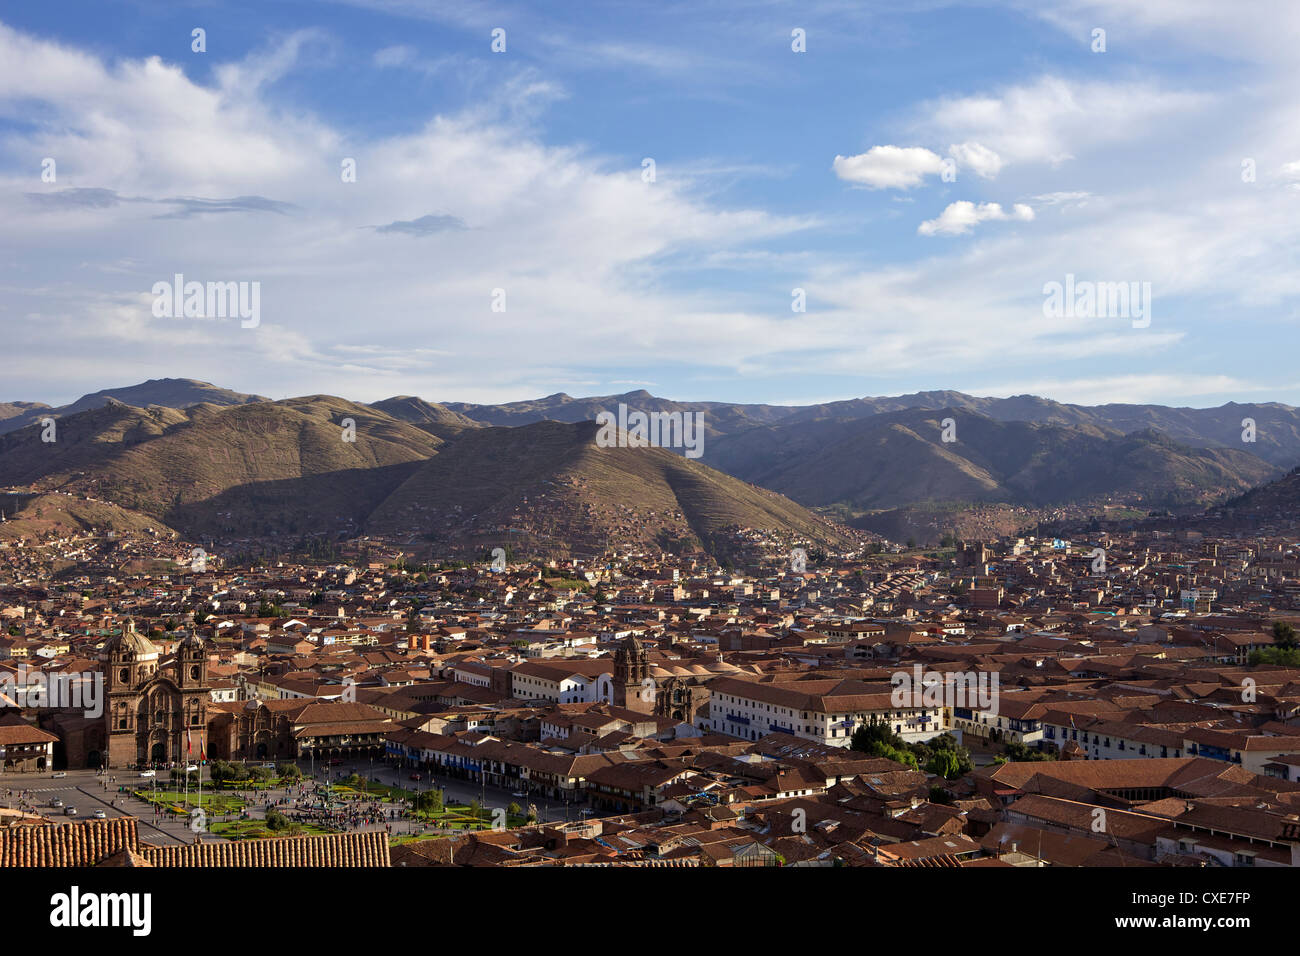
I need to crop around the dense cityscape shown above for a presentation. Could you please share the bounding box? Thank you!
[4,509,1300,872]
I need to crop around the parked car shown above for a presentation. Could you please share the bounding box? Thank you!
[64,806,77,816]
[185,764,198,772]
[49,798,63,808]
[139,770,156,778]
[93,809,107,819]
[51,771,67,778]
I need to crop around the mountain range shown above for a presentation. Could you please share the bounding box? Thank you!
[0,385,852,560]
[1,378,1296,553]
[441,387,1300,469]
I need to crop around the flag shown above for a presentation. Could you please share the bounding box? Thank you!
[200,734,206,763]
[187,727,192,755]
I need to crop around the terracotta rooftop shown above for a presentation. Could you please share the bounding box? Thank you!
[143,831,391,867]
[0,817,139,867]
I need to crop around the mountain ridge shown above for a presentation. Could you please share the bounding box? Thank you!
[1,379,1292,554]
[0,396,857,560]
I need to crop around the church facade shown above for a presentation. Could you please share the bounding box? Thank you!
[606,634,720,726]
[101,620,211,768]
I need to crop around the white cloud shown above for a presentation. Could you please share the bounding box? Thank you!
[947,141,1004,179]
[1014,0,1300,64]
[832,145,946,189]
[0,21,820,404]
[373,44,416,67]
[916,75,1212,168]
[4,11,1300,409]
[1033,191,1092,206]
[918,201,1034,236]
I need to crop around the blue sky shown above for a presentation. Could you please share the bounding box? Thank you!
[2,0,1298,408]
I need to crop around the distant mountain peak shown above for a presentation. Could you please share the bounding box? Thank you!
[0,379,268,436]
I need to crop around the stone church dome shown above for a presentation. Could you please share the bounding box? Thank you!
[101,618,159,661]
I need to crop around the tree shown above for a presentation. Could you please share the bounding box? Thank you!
[265,808,291,831]
[877,744,919,768]
[1250,646,1300,668]
[1272,621,1298,650]
[416,789,443,814]
[918,733,974,776]
[850,722,920,767]
[277,763,302,781]
[209,759,244,786]
[507,801,522,819]
[1002,740,1054,762]
[927,750,961,779]
[850,720,902,754]
[216,761,251,784]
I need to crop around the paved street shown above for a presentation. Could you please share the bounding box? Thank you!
[1,768,207,844]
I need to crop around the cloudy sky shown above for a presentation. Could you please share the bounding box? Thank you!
[2,0,1299,408]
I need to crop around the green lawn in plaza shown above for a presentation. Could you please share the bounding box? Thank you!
[132,789,246,815]
[209,818,336,840]
[388,805,530,844]
[410,802,529,829]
